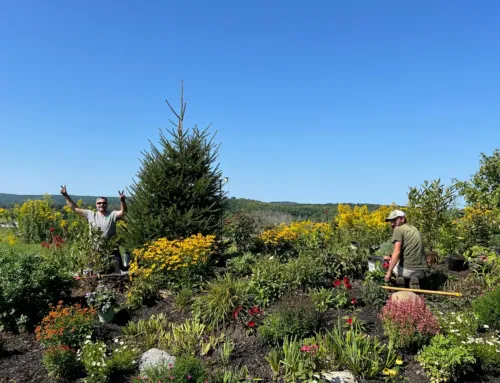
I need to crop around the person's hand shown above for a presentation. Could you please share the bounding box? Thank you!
[384,272,392,283]
[383,255,391,261]
[118,190,126,202]
[60,185,68,196]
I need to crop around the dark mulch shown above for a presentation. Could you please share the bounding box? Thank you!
[0,332,49,383]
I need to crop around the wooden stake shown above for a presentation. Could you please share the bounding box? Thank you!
[382,285,462,297]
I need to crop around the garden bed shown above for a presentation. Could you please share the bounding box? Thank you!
[2,266,500,383]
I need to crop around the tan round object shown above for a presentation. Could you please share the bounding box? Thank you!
[391,291,419,302]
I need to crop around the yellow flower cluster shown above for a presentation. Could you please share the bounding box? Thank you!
[335,204,394,230]
[7,233,17,246]
[130,233,216,279]
[260,221,332,247]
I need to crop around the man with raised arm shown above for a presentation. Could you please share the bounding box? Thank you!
[60,185,127,272]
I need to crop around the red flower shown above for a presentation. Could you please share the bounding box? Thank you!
[232,306,243,318]
[50,227,55,232]
[248,306,262,315]
[343,276,352,289]
[247,320,256,328]
[41,241,49,248]
[351,298,357,305]
[300,345,310,352]
[74,275,81,281]
[382,262,390,270]
[346,318,353,325]
[333,280,342,287]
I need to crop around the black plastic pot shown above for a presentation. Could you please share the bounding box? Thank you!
[448,254,466,272]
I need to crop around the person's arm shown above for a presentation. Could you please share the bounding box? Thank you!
[60,185,86,217]
[385,241,401,281]
[116,190,127,220]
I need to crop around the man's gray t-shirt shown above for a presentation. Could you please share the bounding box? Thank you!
[83,210,118,239]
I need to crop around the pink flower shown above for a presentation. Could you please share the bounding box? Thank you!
[187,375,192,380]
[49,227,55,232]
[351,298,357,305]
[382,262,390,270]
[301,345,310,352]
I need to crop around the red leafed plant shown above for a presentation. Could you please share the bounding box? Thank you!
[380,296,440,350]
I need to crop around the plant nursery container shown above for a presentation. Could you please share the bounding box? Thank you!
[97,309,115,323]
[448,254,466,272]
[367,256,385,272]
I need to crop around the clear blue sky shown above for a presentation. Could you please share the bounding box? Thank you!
[2,1,499,205]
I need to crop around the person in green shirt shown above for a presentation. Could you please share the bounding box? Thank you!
[383,210,429,286]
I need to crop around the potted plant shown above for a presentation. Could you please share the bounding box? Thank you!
[85,285,119,323]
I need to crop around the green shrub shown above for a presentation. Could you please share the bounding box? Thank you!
[325,320,397,379]
[250,255,324,307]
[416,334,476,383]
[435,310,478,342]
[361,280,389,308]
[174,286,194,310]
[309,287,334,313]
[257,294,321,345]
[125,272,165,310]
[225,211,259,252]
[133,355,205,383]
[42,345,81,381]
[122,314,170,351]
[0,250,73,332]
[192,273,252,329]
[226,252,256,276]
[472,286,500,330]
[472,335,500,374]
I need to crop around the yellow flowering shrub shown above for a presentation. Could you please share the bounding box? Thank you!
[453,205,500,250]
[13,195,63,243]
[7,233,17,246]
[335,204,393,247]
[130,233,216,280]
[260,221,334,258]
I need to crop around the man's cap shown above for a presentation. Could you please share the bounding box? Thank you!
[385,210,406,222]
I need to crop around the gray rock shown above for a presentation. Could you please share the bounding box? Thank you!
[139,348,176,373]
[321,371,357,383]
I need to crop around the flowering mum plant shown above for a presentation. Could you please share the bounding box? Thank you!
[86,285,119,313]
[35,301,96,348]
[380,296,440,350]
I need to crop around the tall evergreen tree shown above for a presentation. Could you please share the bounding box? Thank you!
[125,85,226,248]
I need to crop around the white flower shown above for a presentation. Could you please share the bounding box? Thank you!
[114,339,119,343]
[92,362,96,366]
[450,329,459,333]
[457,317,463,323]
[450,322,456,325]
[86,335,91,339]
[487,341,494,346]
[84,340,91,344]
[120,341,124,345]
[484,325,490,329]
